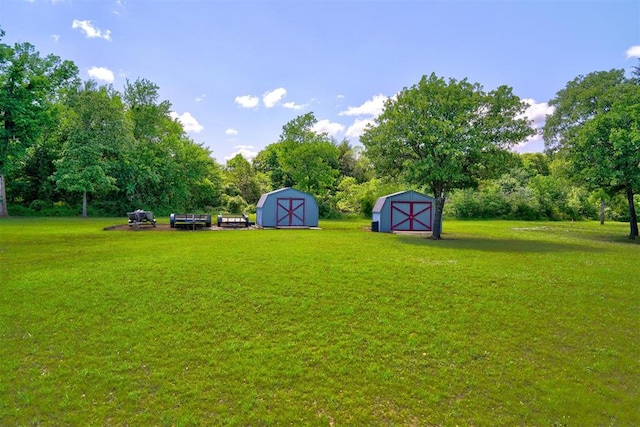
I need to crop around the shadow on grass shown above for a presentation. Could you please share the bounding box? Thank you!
[397,235,605,253]
[515,225,640,247]
[561,231,640,246]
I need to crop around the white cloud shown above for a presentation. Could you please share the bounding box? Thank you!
[339,94,387,117]
[283,101,308,110]
[345,118,375,139]
[514,131,545,153]
[112,0,126,15]
[520,98,555,128]
[225,145,259,161]
[87,66,115,83]
[195,94,206,102]
[263,87,287,108]
[236,89,304,110]
[170,111,204,133]
[312,119,345,137]
[337,94,345,99]
[71,20,111,40]
[512,99,554,151]
[235,95,259,108]
[51,34,60,42]
[626,45,640,58]
[225,128,238,136]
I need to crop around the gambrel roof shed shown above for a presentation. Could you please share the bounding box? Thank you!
[256,187,319,228]
[372,190,436,233]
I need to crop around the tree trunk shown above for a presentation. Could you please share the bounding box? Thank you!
[0,174,8,217]
[431,193,445,240]
[82,191,88,218]
[626,187,638,240]
[600,199,605,225]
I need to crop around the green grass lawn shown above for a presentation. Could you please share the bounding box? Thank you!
[1,217,638,425]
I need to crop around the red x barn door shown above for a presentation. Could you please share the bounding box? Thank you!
[276,198,305,227]
[390,201,432,231]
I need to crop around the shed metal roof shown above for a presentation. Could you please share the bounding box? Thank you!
[256,187,311,208]
[372,190,434,213]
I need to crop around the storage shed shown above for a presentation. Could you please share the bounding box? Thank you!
[372,190,436,233]
[256,187,319,228]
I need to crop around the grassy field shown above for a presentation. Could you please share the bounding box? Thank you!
[1,217,638,426]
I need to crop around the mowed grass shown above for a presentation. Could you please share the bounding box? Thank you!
[1,217,638,426]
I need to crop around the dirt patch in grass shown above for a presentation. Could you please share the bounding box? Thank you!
[103,223,259,232]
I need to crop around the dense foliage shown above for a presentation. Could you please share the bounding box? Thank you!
[361,73,535,238]
[1,30,222,217]
[1,28,638,237]
[543,69,640,239]
[0,29,78,216]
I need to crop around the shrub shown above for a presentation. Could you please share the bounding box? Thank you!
[317,193,343,219]
[221,194,248,214]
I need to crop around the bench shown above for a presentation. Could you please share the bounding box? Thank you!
[170,213,212,229]
[217,214,251,228]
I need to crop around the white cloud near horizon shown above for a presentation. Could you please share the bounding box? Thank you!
[514,98,554,152]
[312,119,345,137]
[626,45,640,58]
[170,111,204,133]
[339,94,387,117]
[195,94,206,102]
[514,132,545,153]
[225,145,258,161]
[225,128,238,136]
[334,94,389,141]
[87,66,114,83]
[346,118,374,139]
[235,95,259,108]
[71,20,111,40]
[520,98,555,128]
[235,88,306,110]
[263,87,287,108]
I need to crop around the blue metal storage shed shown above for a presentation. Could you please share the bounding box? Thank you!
[372,190,436,233]
[256,187,319,228]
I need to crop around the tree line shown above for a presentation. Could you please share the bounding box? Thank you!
[2,28,638,238]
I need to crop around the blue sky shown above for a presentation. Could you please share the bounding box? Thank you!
[2,0,639,163]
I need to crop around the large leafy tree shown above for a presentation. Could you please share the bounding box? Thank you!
[169,137,222,211]
[52,81,128,217]
[224,154,264,205]
[118,77,223,212]
[281,139,339,195]
[254,112,340,195]
[0,29,78,216]
[543,69,640,239]
[124,78,172,143]
[335,139,374,183]
[120,77,175,209]
[9,114,63,208]
[253,142,293,190]
[361,73,534,238]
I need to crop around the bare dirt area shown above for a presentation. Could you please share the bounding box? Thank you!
[103,223,260,232]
